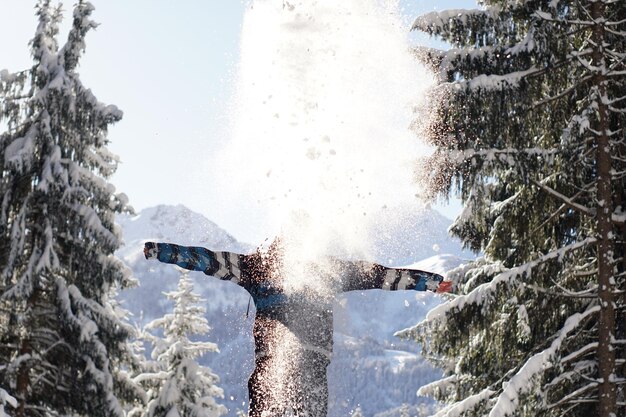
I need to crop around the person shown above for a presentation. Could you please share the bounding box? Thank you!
[143,239,452,417]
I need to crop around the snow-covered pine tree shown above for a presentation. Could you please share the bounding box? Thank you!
[0,1,143,416]
[137,270,226,417]
[398,0,625,416]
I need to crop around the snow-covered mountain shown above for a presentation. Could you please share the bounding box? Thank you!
[117,205,257,415]
[116,204,472,416]
[366,205,474,267]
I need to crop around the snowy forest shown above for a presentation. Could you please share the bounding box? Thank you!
[1,0,625,417]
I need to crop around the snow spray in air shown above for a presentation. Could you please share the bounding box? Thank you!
[212,0,436,412]
[215,0,436,260]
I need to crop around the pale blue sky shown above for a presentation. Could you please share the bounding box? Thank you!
[1,0,473,244]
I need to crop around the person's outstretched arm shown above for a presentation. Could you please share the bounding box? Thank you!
[143,242,246,285]
[338,259,452,293]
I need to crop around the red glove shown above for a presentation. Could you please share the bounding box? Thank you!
[437,280,453,293]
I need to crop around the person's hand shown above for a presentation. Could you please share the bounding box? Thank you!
[437,280,453,293]
[144,242,158,260]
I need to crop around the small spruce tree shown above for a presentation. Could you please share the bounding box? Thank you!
[139,270,226,417]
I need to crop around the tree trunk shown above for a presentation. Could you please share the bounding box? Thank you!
[15,289,38,417]
[591,0,617,415]
[615,171,626,417]
[15,340,31,417]
[15,324,31,417]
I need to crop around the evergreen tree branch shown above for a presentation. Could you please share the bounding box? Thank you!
[608,106,626,114]
[530,179,595,217]
[547,382,599,410]
[605,17,626,25]
[524,281,598,299]
[431,387,496,417]
[605,27,626,36]
[489,305,601,416]
[407,239,598,331]
[533,76,594,108]
[534,10,595,26]
[561,342,600,364]
[524,53,592,81]
[531,186,593,235]
[613,212,626,224]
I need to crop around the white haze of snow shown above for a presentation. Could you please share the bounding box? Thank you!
[207,2,441,410]
[210,0,437,265]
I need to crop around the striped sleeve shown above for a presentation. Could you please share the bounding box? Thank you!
[380,268,443,292]
[339,260,444,293]
[155,243,244,285]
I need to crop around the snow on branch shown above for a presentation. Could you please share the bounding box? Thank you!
[412,8,497,32]
[505,26,536,56]
[544,360,596,392]
[447,147,559,166]
[416,374,458,398]
[432,387,496,417]
[133,370,170,384]
[71,203,118,245]
[397,238,597,334]
[533,75,594,108]
[546,381,599,410]
[530,179,595,217]
[465,66,538,90]
[84,356,125,417]
[437,42,539,75]
[489,305,600,416]
[560,342,599,364]
[68,281,129,336]
[54,281,123,416]
[612,210,626,224]
[4,125,38,172]
[60,1,98,72]
[35,220,60,273]
[533,10,595,26]
[0,388,17,417]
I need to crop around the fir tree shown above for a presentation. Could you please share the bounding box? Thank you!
[0,1,143,415]
[137,270,226,417]
[398,0,626,416]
